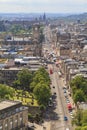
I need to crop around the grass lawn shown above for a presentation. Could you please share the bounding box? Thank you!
[11,96,38,106]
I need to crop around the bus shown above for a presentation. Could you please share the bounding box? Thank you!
[50,68,53,74]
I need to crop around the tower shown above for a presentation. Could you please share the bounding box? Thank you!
[43,13,46,21]
[33,24,40,39]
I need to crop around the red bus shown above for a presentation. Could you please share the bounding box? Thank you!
[50,68,53,74]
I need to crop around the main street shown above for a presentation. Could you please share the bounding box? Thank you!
[43,25,74,130]
[48,63,72,130]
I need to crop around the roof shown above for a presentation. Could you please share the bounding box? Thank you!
[0,100,21,111]
[81,40,87,44]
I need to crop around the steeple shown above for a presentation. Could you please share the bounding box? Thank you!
[43,13,46,21]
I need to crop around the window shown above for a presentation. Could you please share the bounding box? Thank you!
[0,121,3,130]
[15,115,18,127]
[10,118,13,129]
[5,119,8,130]
[20,113,23,125]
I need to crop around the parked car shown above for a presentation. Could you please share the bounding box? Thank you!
[64,89,66,93]
[64,116,68,121]
[66,128,69,130]
[53,86,55,88]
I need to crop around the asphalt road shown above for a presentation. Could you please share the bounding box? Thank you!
[43,25,74,130]
[48,64,73,130]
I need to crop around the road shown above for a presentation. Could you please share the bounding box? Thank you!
[43,25,74,130]
[43,25,52,44]
[48,64,72,130]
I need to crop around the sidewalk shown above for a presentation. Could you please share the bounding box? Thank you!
[61,77,76,112]
[34,121,51,130]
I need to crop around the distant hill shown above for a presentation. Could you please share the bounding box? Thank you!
[0,13,71,19]
[66,13,87,22]
[0,12,87,22]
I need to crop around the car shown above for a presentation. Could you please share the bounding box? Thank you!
[66,99,70,103]
[63,86,66,89]
[71,115,74,119]
[70,112,73,116]
[54,92,56,95]
[66,128,69,130]
[53,86,55,88]
[64,93,67,97]
[64,89,66,93]
[64,116,68,121]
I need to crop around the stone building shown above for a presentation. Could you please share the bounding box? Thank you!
[0,100,28,130]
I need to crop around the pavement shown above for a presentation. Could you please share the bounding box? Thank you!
[34,121,51,130]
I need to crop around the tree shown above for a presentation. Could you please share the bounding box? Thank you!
[10,24,23,34]
[72,110,82,126]
[0,84,15,99]
[75,126,87,130]
[33,82,51,106]
[13,80,21,89]
[73,109,87,129]
[30,67,50,91]
[75,127,81,130]
[81,82,87,95]
[81,126,87,130]
[81,110,87,125]
[17,69,32,91]
[70,75,87,103]
[33,67,50,84]
[74,90,85,103]
[70,75,86,89]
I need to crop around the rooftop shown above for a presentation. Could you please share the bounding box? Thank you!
[81,40,87,44]
[0,100,21,111]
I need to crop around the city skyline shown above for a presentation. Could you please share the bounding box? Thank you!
[0,0,87,14]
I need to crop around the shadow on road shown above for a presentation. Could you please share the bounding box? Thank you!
[43,97,60,121]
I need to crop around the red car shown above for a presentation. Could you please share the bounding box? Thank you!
[67,103,72,110]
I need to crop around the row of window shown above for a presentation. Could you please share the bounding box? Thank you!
[0,114,23,130]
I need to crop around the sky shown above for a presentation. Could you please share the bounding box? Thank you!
[0,0,87,14]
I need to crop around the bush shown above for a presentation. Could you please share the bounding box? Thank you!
[28,113,34,123]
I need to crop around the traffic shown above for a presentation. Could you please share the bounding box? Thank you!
[42,42,74,130]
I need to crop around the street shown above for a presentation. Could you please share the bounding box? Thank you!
[41,25,74,130]
[49,64,73,130]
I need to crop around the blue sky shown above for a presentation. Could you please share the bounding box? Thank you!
[0,0,87,13]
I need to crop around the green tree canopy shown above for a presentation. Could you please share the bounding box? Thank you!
[0,84,15,99]
[16,68,32,91]
[81,126,87,130]
[70,75,86,89]
[81,110,87,125]
[33,82,51,106]
[30,67,50,90]
[70,75,87,103]
[74,90,85,103]
[10,24,23,34]
[75,127,81,130]
[73,110,87,129]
